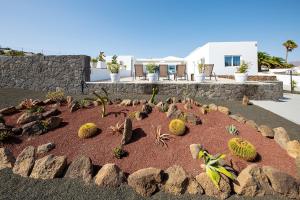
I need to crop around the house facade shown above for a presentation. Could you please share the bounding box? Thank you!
[90,41,258,81]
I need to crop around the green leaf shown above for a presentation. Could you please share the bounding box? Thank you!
[198,150,205,159]
[215,166,236,180]
[206,166,220,189]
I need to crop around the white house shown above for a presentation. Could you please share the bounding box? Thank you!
[90,41,258,81]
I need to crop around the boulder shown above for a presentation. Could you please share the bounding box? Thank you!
[208,103,218,111]
[128,167,162,197]
[30,154,67,179]
[273,127,290,150]
[233,164,273,196]
[262,166,299,199]
[242,95,250,105]
[0,106,17,115]
[42,108,60,118]
[135,111,147,121]
[189,144,202,159]
[139,99,147,105]
[166,104,177,118]
[45,116,62,130]
[43,99,53,105]
[70,101,80,112]
[184,113,201,125]
[245,120,258,130]
[12,146,35,177]
[186,177,204,195]
[22,121,45,135]
[258,125,274,138]
[120,99,132,106]
[0,148,15,170]
[37,142,55,154]
[196,172,231,200]
[165,97,173,104]
[12,127,22,135]
[17,112,42,125]
[65,155,93,183]
[286,140,300,158]
[94,163,124,187]
[217,106,230,115]
[163,165,189,195]
[141,104,152,114]
[66,96,73,106]
[132,100,140,106]
[199,106,208,115]
[121,118,132,145]
[229,114,246,123]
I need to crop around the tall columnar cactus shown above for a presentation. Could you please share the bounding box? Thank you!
[149,87,158,104]
[228,137,257,161]
[93,88,109,118]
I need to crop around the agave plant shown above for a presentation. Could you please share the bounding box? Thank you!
[154,125,172,147]
[226,124,239,135]
[109,121,124,135]
[198,150,236,189]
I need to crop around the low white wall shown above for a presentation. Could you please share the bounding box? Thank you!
[90,68,131,81]
[275,74,300,91]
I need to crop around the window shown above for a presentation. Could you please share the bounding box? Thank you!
[224,55,240,67]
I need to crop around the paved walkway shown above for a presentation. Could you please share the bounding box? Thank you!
[252,93,300,125]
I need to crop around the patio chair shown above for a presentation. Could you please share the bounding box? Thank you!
[175,64,188,81]
[134,64,146,80]
[158,64,170,80]
[203,64,217,81]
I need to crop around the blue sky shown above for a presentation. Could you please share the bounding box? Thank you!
[0,0,299,61]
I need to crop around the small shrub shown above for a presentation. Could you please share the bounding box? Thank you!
[109,122,123,135]
[169,119,186,136]
[0,130,12,142]
[46,91,65,102]
[146,63,157,73]
[292,80,297,91]
[26,106,44,114]
[78,123,98,139]
[149,87,158,104]
[226,124,239,135]
[91,58,98,63]
[228,137,257,161]
[236,61,249,73]
[154,125,172,147]
[113,146,127,159]
[79,99,91,108]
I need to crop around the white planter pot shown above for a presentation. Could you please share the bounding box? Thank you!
[148,73,157,83]
[195,73,205,82]
[97,61,106,69]
[110,73,120,83]
[234,73,248,83]
[91,62,97,68]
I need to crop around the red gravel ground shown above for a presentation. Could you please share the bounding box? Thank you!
[2,103,297,177]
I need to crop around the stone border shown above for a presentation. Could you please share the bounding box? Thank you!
[86,81,283,101]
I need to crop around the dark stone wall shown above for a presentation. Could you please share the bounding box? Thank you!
[0,55,90,93]
[86,81,283,100]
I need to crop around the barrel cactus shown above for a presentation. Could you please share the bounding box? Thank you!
[228,138,257,161]
[169,119,186,136]
[78,123,98,139]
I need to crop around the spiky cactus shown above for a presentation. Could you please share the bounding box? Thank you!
[228,138,257,161]
[169,119,186,136]
[149,87,158,104]
[93,88,109,118]
[226,124,239,135]
[78,123,98,139]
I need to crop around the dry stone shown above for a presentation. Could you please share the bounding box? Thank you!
[273,127,290,150]
[218,106,230,115]
[128,167,162,197]
[184,102,192,110]
[17,112,42,125]
[12,146,35,177]
[22,121,45,135]
[184,113,201,125]
[0,106,17,115]
[196,172,231,200]
[242,95,250,105]
[120,99,132,106]
[94,163,124,187]
[186,177,204,195]
[135,111,147,121]
[229,114,246,123]
[245,120,258,130]
[46,116,62,130]
[286,140,300,158]
[132,99,140,106]
[141,104,152,114]
[65,155,93,183]
[42,108,60,118]
[166,104,177,118]
[189,144,202,159]
[258,125,274,138]
[121,118,132,145]
[30,154,67,179]
[163,165,189,195]
[208,103,218,111]
[37,142,55,154]
[0,148,15,170]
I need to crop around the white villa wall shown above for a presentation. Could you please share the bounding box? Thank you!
[185,42,258,77]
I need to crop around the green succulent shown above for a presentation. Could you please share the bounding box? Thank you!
[226,124,239,135]
[149,87,158,104]
[113,146,127,159]
[228,137,257,161]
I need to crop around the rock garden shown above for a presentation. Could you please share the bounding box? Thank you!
[1,87,300,199]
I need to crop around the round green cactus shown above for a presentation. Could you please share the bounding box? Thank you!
[78,123,98,139]
[169,119,186,136]
[228,138,257,161]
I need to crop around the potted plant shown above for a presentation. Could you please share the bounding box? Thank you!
[146,63,158,82]
[195,63,205,82]
[107,55,120,82]
[234,61,249,83]
[98,51,106,69]
[90,58,98,68]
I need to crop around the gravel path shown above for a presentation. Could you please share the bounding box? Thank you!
[0,88,298,200]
